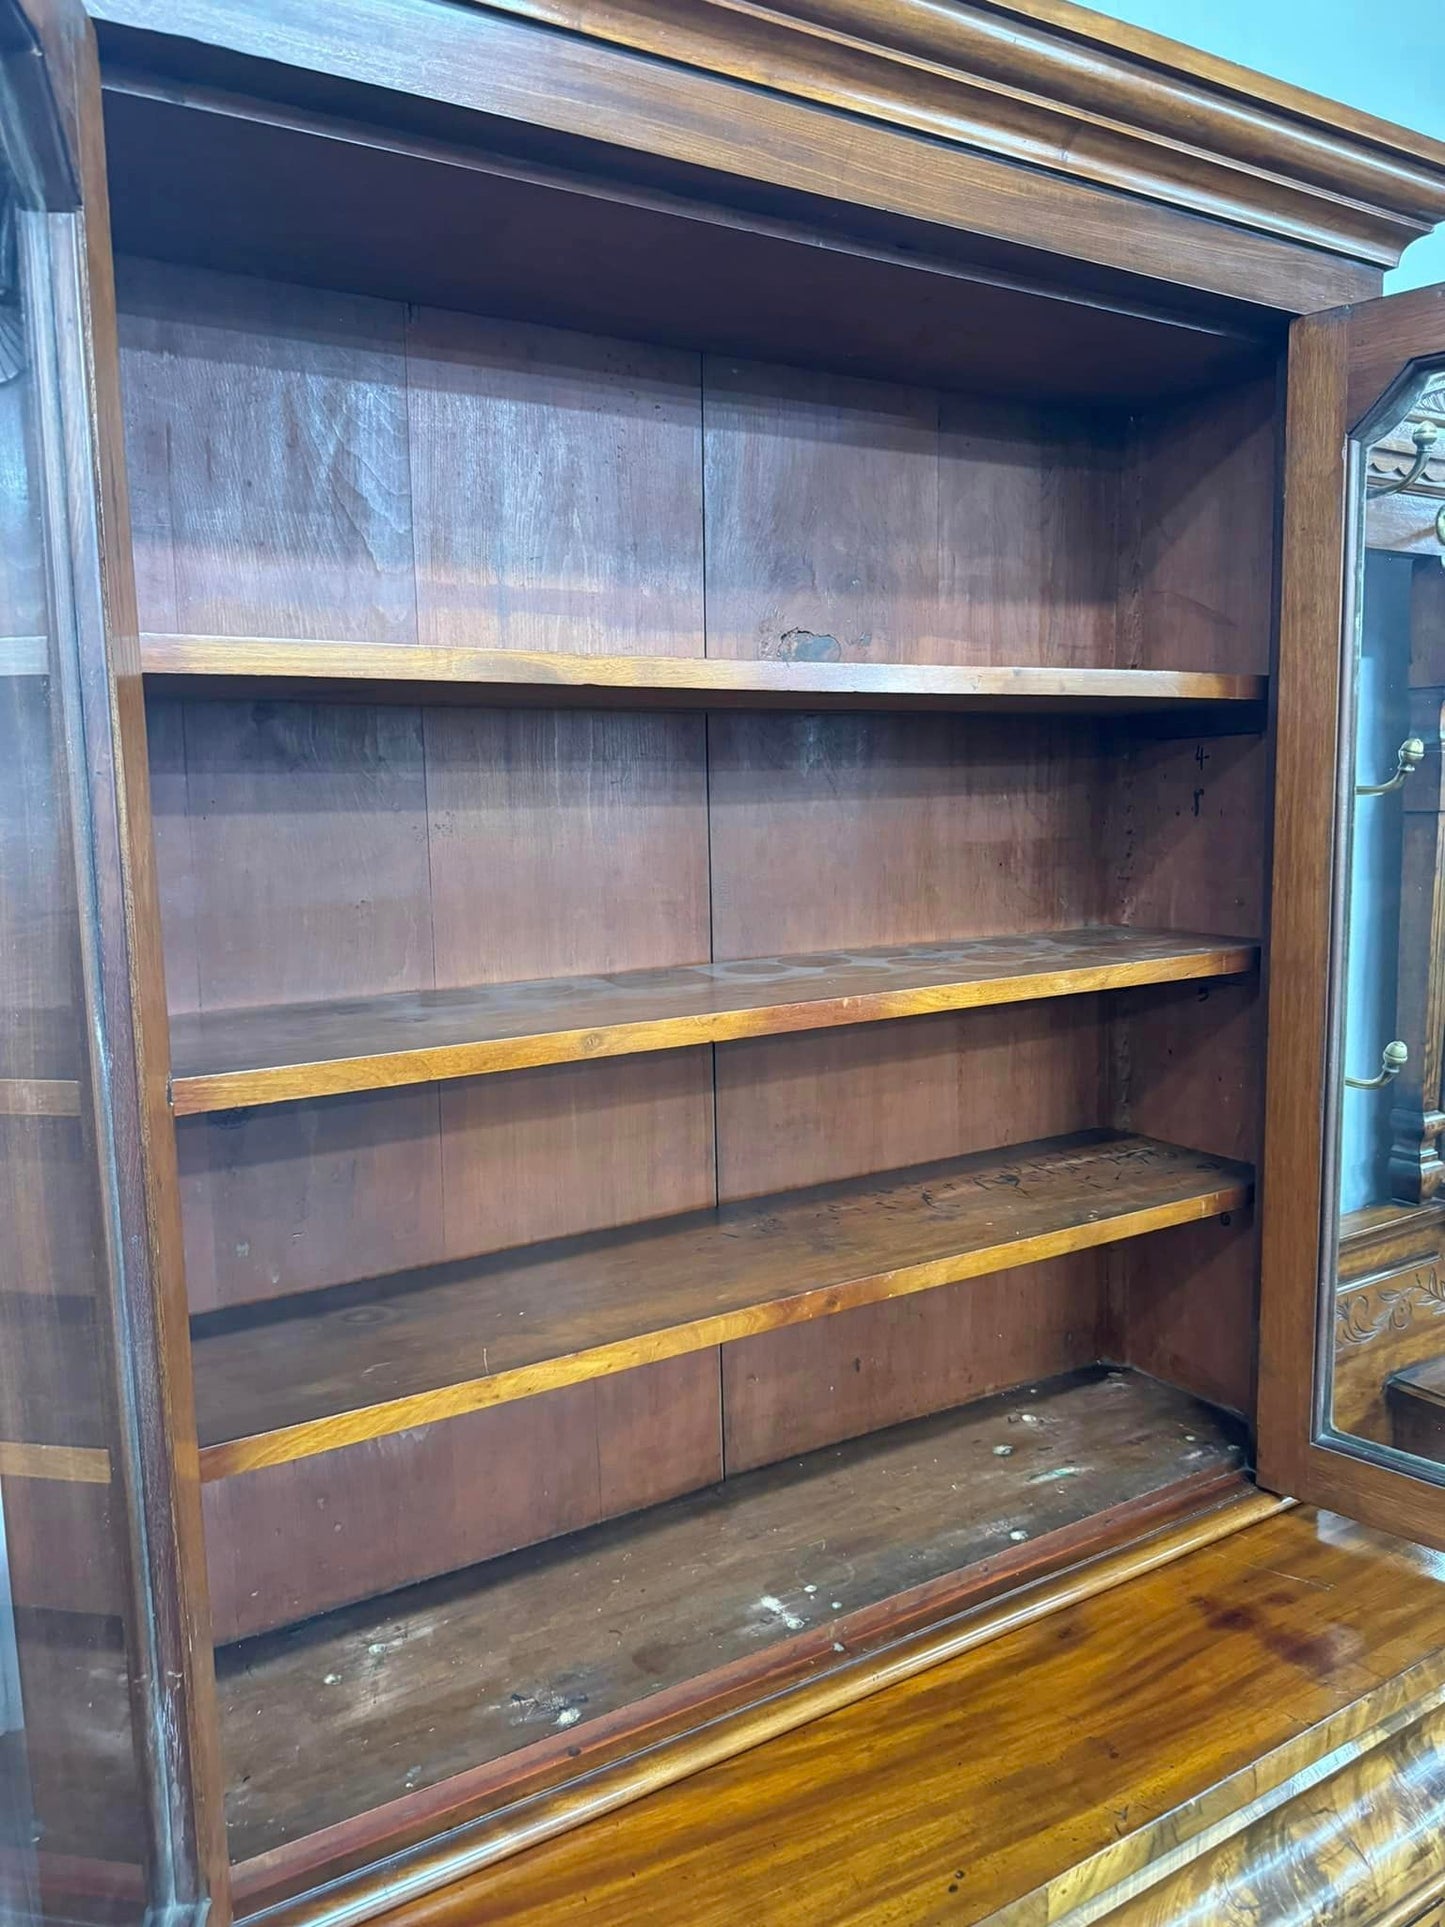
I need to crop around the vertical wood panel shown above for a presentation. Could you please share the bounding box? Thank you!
[707,712,1107,959]
[1119,376,1278,676]
[202,1353,723,1643]
[937,398,1121,668]
[722,1258,1105,1470]
[703,358,939,662]
[117,259,416,644]
[155,699,434,1013]
[439,1052,716,1258]
[408,311,703,656]
[424,708,710,985]
[1108,363,1277,1415]
[715,1000,1107,1202]
[175,1088,445,1313]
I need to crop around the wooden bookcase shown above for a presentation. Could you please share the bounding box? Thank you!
[8,3,1445,1925]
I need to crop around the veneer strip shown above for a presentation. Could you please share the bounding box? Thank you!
[191,1130,1252,1479]
[140,634,1267,711]
[169,928,1257,1114]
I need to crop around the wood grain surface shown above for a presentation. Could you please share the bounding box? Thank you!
[353,1505,1445,1927]
[141,634,1266,710]
[168,928,1256,1113]
[190,1130,1250,1478]
[214,1366,1246,1868]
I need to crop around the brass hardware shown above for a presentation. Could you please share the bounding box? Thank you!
[1346,1039,1409,1090]
[1357,737,1426,796]
[1368,419,1439,496]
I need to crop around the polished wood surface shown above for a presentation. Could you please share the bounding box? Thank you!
[216,1367,1245,1876]
[140,635,1268,711]
[355,1505,1445,1927]
[168,928,1255,1114]
[191,1130,1248,1479]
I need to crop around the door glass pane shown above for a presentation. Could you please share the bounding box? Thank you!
[1325,363,1445,1475]
[0,174,156,1924]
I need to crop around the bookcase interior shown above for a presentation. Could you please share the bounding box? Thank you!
[7,71,1281,1885]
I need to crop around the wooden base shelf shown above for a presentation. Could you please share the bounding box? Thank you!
[167,927,1257,1115]
[140,635,1268,715]
[215,1367,1248,1874]
[190,1130,1251,1479]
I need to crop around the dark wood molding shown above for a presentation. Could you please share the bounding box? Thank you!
[454,0,1445,268]
[84,0,1422,313]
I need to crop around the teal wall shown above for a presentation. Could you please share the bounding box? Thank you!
[1087,0,1445,289]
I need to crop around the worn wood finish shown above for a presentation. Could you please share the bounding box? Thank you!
[215,1367,1246,1874]
[86,0,1423,314]
[359,1506,1445,1927]
[167,928,1255,1114]
[189,1130,1248,1479]
[139,635,1268,712]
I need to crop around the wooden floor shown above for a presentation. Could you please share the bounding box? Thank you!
[369,1505,1445,1927]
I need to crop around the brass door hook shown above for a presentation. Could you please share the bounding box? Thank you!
[1346,1040,1409,1090]
[1357,738,1425,796]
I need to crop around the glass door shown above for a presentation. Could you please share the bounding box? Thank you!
[1259,282,1445,1546]
[0,3,222,1920]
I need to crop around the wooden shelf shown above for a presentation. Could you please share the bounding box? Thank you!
[191,1130,1251,1480]
[140,635,1267,714]
[215,1366,1248,1867]
[168,927,1257,1116]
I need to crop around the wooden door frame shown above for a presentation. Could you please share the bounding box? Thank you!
[1259,281,1445,1545]
[3,0,229,1916]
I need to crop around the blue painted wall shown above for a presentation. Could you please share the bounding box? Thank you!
[1087,1,1445,291]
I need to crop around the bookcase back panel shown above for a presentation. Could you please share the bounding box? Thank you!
[722,1253,1105,1470]
[174,1054,718,1313]
[715,1000,1107,1201]
[118,259,1137,672]
[703,364,1120,667]
[202,1351,723,1644]
[707,712,1108,957]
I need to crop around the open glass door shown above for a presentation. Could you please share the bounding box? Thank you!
[1259,283,1445,1545]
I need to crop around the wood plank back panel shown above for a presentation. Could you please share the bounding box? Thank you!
[702,361,1121,668]
[118,258,417,644]
[407,310,703,658]
[707,711,1109,958]
[722,1255,1104,1470]
[203,1353,722,1643]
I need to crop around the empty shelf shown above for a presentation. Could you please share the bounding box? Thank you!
[168,927,1257,1114]
[140,635,1268,714]
[191,1130,1252,1479]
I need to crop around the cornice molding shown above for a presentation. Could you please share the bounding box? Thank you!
[469,0,1445,268]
